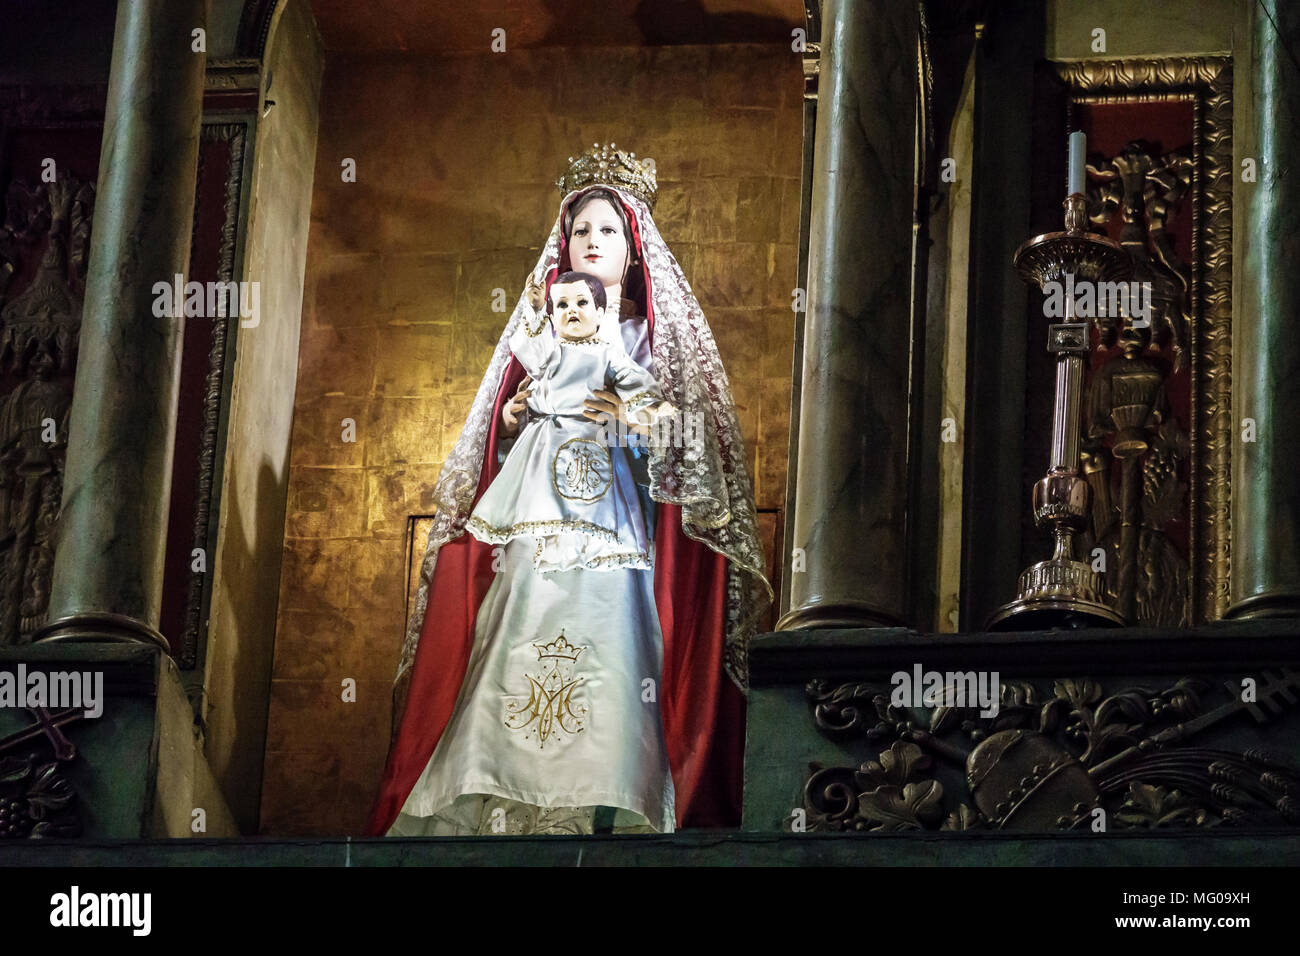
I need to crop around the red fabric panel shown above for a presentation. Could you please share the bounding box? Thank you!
[653,503,744,827]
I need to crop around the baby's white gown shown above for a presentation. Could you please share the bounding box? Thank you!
[465,309,662,573]
[388,306,677,835]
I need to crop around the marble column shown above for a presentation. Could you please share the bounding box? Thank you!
[1228,0,1300,620]
[777,0,918,630]
[34,0,210,647]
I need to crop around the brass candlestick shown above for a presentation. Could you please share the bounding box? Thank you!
[987,194,1132,631]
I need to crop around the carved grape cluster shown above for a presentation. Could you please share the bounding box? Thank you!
[0,797,32,838]
[1143,446,1176,501]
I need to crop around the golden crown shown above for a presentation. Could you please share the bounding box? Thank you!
[533,631,585,663]
[556,142,658,210]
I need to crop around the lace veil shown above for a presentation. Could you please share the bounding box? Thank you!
[396,185,773,691]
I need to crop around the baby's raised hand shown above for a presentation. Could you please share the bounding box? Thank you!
[524,272,546,313]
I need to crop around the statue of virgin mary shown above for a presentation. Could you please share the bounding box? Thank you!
[367,144,772,835]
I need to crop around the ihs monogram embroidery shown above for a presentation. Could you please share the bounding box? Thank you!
[553,437,612,501]
[504,631,589,747]
[565,448,602,495]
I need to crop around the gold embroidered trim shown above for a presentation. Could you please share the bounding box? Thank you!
[581,550,653,569]
[557,333,608,346]
[522,308,549,337]
[622,389,660,409]
[466,514,620,543]
[530,537,653,572]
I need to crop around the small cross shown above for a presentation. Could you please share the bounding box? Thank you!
[0,707,82,762]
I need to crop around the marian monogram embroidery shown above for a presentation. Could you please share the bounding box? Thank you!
[504,632,588,747]
[552,437,612,501]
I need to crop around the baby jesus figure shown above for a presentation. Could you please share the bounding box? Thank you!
[466,271,673,572]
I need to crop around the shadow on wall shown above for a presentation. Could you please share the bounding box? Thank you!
[208,455,288,834]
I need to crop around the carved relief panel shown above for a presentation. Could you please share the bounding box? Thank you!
[0,179,91,643]
[0,93,101,646]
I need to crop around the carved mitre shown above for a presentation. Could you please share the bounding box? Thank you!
[556,142,657,211]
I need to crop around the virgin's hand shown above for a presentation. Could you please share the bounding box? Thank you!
[502,376,533,436]
[583,388,650,437]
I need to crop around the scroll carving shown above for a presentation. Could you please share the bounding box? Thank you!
[799,671,1300,832]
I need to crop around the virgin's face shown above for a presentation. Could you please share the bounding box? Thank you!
[567,197,630,289]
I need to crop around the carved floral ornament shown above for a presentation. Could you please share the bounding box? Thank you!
[798,670,1300,833]
[0,706,84,839]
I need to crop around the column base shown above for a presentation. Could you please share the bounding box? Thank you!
[30,612,170,651]
[776,600,905,631]
[1225,590,1300,620]
[0,642,237,837]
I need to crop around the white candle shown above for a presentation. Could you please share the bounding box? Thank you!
[1068,130,1086,196]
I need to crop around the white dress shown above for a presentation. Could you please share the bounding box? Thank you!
[465,308,664,573]
[388,306,677,835]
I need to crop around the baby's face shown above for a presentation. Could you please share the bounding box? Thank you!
[549,281,604,340]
